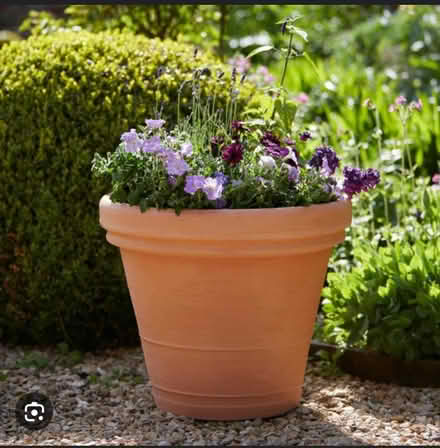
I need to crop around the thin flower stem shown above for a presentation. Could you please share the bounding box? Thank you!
[375,108,389,224]
[271,32,294,120]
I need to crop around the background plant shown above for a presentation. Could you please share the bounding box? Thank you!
[0,29,258,349]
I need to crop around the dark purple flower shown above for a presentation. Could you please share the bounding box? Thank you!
[222,142,244,166]
[210,136,224,157]
[299,131,312,141]
[342,166,380,198]
[308,146,340,176]
[362,168,381,190]
[261,131,280,147]
[260,132,290,159]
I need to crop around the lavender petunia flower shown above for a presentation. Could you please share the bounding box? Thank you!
[309,146,340,176]
[202,177,223,200]
[121,129,142,153]
[145,119,166,129]
[180,142,193,157]
[286,165,299,183]
[166,152,190,176]
[342,166,380,198]
[141,136,164,154]
[214,172,229,186]
[184,175,205,195]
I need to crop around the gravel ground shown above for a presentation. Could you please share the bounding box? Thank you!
[1,343,440,446]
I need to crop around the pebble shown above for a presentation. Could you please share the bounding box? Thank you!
[1,343,440,446]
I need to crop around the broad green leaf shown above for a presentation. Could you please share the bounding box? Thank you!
[246,45,274,59]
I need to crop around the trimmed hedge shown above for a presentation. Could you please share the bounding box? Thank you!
[0,30,260,349]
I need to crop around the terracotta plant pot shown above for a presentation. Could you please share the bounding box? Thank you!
[99,195,352,420]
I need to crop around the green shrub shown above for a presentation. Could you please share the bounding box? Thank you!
[319,189,440,361]
[20,6,210,41]
[0,30,260,349]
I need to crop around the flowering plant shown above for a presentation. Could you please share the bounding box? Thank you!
[92,16,379,215]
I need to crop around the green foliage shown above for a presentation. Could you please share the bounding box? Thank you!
[0,30,258,349]
[21,5,201,40]
[320,188,440,361]
[330,6,440,97]
[271,55,439,177]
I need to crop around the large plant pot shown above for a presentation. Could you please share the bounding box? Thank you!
[99,195,352,420]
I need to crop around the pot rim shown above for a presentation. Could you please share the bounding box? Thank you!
[99,194,351,216]
[99,195,352,257]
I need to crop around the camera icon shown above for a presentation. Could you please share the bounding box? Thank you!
[16,392,53,430]
[24,401,45,423]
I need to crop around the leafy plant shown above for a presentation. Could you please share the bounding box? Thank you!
[320,216,440,361]
[92,17,380,214]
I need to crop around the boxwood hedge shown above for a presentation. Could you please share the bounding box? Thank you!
[0,30,261,349]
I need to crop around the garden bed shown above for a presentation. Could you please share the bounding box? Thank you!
[310,341,440,388]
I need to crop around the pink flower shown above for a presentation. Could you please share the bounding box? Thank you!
[295,93,309,104]
[432,174,440,184]
[395,95,407,105]
[409,98,423,111]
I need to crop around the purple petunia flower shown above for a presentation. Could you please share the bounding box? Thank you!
[184,175,205,195]
[214,172,229,186]
[286,165,300,183]
[202,177,223,200]
[299,131,312,142]
[308,146,340,176]
[165,152,190,176]
[121,129,142,153]
[342,166,380,198]
[260,132,290,159]
[145,119,166,129]
[141,136,164,154]
[222,142,244,166]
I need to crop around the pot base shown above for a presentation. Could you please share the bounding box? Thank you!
[152,386,302,421]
